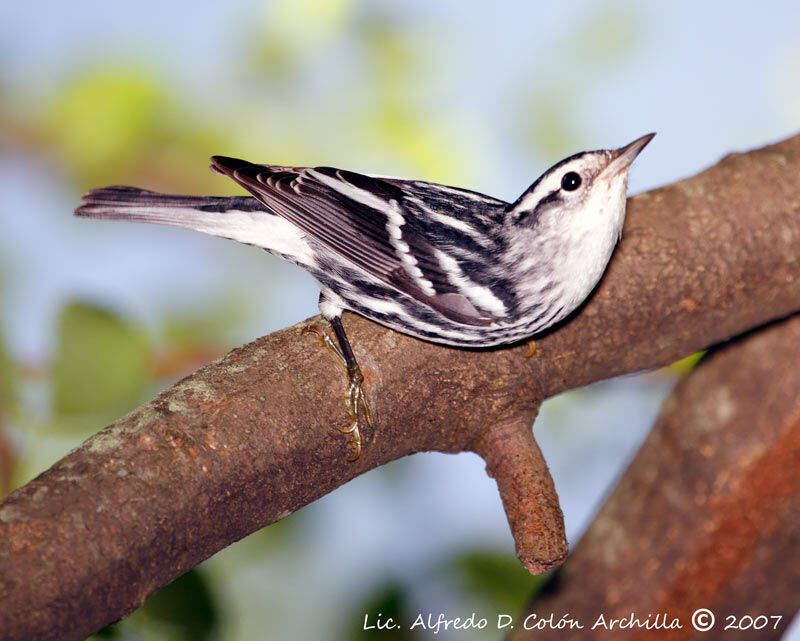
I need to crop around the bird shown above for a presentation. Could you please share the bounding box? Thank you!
[75,133,654,460]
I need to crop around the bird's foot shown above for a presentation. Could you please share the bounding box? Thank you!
[524,339,537,358]
[302,325,372,461]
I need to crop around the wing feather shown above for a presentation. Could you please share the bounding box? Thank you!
[210,156,506,325]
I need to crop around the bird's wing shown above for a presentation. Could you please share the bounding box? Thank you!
[210,156,509,325]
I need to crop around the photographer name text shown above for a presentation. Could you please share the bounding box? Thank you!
[363,610,783,635]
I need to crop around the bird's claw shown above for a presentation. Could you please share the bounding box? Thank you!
[302,325,346,369]
[340,370,372,460]
[302,324,372,461]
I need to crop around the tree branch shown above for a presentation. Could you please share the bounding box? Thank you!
[1,133,800,641]
[471,410,567,574]
[512,313,800,641]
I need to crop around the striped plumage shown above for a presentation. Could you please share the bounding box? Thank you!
[75,133,654,459]
[76,134,652,347]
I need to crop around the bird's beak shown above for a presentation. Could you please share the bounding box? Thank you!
[603,132,655,178]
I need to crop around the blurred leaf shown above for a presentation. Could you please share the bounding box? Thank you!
[363,21,416,94]
[444,549,549,614]
[90,624,118,638]
[43,68,229,192]
[665,350,706,377]
[359,21,468,183]
[573,3,644,65]
[517,3,645,164]
[52,302,150,417]
[141,568,218,641]
[269,0,352,48]
[160,295,249,349]
[250,506,304,549]
[93,568,218,641]
[251,0,353,74]
[523,88,582,159]
[348,582,420,641]
[45,69,166,185]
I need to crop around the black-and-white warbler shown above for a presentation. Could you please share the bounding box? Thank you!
[76,133,654,459]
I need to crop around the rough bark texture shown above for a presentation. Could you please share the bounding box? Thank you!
[513,314,800,641]
[472,411,567,574]
[1,133,799,641]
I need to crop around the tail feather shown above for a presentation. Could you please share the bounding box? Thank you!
[75,186,264,222]
[74,185,311,260]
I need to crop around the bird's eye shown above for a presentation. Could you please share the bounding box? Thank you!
[561,172,582,191]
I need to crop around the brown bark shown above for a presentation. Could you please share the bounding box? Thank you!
[512,314,800,641]
[472,411,567,574]
[1,133,799,641]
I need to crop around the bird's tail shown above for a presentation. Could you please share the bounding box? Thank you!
[75,186,311,260]
[75,186,265,230]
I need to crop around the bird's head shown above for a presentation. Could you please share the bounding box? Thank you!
[508,133,655,241]
[504,133,654,318]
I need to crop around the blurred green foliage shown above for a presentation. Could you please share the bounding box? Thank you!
[358,21,469,183]
[52,302,150,417]
[668,350,705,376]
[344,549,548,641]
[573,2,643,63]
[524,91,583,161]
[348,582,420,641]
[138,568,219,641]
[46,71,167,185]
[91,568,218,641]
[159,296,250,351]
[520,2,645,159]
[43,68,229,192]
[251,0,354,76]
[444,549,549,615]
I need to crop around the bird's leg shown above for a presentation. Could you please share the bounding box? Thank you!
[302,317,372,461]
